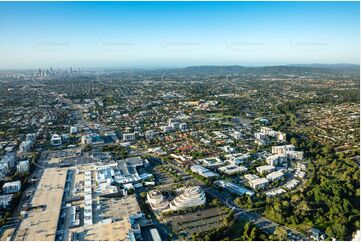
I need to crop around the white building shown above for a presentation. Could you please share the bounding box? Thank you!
[249,178,269,190]
[169,186,206,211]
[0,194,13,209]
[81,134,93,145]
[2,181,21,194]
[225,153,251,165]
[284,179,300,190]
[26,133,36,142]
[199,157,224,167]
[254,132,266,141]
[260,127,274,135]
[256,165,275,174]
[162,125,173,133]
[232,131,243,140]
[70,126,78,134]
[51,134,62,146]
[179,123,187,131]
[218,165,247,175]
[150,228,162,241]
[0,163,9,181]
[272,144,295,155]
[123,133,136,142]
[266,170,285,182]
[265,188,286,197]
[214,180,254,196]
[190,165,219,178]
[277,132,287,141]
[145,130,155,139]
[244,174,260,181]
[285,151,304,160]
[1,153,16,168]
[147,190,169,211]
[17,160,30,174]
[266,154,288,166]
[19,141,32,152]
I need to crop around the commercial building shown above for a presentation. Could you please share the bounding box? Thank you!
[51,134,62,146]
[70,126,78,134]
[214,180,254,196]
[147,190,169,211]
[190,165,219,179]
[14,168,67,241]
[249,178,269,190]
[2,181,21,194]
[123,133,136,142]
[199,157,224,167]
[179,123,188,131]
[148,186,206,212]
[169,186,206,211]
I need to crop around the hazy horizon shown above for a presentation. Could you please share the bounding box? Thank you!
[0,1,359,69]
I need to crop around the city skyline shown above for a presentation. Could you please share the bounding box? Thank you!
[0,1,359,69]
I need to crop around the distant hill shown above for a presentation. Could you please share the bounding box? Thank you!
[179,64,359,75]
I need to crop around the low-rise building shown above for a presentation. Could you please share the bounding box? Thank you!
[17,160,30,173]
[272,144,295,154]
[266,170,284,182]
[51,134,62,146]
[218,165,247,175]
[0,194,13,209]
[284,179,300,190]
[214,180,254,196]
[2,181,21,194]
[285,151,304,160]
[190,165,219,179]
[244,174,260,181]
[19,140,33,152]
[249,178,269,190]
[256,165,275,174]
[123,133,136,142]
[266,154,288,166]
[199,157,224,167]
[70,126,78,134]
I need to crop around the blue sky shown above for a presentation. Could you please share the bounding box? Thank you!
[0,1,359,69]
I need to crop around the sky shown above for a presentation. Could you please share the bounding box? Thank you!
[0,1,359,69]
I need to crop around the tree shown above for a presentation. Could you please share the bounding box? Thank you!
[249,227,257,241]
[273,227,288,241]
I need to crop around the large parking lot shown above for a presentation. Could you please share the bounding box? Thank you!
[163,207,228,240]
